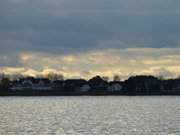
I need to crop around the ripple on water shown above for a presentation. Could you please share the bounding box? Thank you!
[0,96,180,135]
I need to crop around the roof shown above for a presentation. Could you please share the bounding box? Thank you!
[65,79,87,86]
[109,81,123,85]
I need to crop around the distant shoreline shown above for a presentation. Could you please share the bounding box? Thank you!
[1,75,180,96]
[0,90,179,96]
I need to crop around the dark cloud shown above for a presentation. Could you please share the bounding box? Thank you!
[0,0,180,55]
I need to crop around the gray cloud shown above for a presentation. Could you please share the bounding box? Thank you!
[1,48,180,79]
[0,0,180,72]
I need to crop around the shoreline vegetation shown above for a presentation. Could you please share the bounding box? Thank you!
[0,75,180,96]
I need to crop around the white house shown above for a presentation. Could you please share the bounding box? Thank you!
[11,80,33,91]
[108,82,122,92]
[11,85,24,91]
[32,80,52,91]
[11,79,52,91]
[77,84,91,92]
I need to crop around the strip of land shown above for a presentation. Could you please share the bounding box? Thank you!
[0,75,180,96]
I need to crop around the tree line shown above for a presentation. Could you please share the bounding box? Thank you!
[0,74,180,95]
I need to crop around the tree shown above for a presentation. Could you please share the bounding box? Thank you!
[56,74,64,80]
[45,73,64,81]
[102,76,109,82]
[0,73,5,81]
[0,77,10,90]
[10,74,23,81]
[158,75,164,80]
[113,75,121,81]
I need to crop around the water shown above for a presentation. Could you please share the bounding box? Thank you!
[0,96,180,135]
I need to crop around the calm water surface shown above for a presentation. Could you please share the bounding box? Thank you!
[0,96,180,135]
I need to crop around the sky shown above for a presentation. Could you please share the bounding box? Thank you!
[0,0,180,79]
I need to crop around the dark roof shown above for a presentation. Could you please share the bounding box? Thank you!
[88,76,108,86]
[65,79,87,86]
[109,81,123,85]
[52,80,64,84]
[40,78,51,84]
[126,75,159,83]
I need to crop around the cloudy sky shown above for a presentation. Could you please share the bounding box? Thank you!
[0,0,180,79]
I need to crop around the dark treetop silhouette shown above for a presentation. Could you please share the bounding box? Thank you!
[0,75,180,96]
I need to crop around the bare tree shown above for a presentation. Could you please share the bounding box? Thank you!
[113,75,121,81]
[158,75,164,80]
[56,74,64,80]
[0,77,10,89]
[0,73,5,81]
[10,74,23,81]
[102,76,109,82]
[46,73,64,81]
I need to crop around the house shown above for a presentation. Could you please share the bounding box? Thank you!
[162,79,180,94]
[11,79,33,91]
[11,80,24,91]
[108,81,122,92]
[32,78,52,91]
[64,79,89,93]
[88,76,108,92]
[124,76,161,94]
[51,80,65,90]
[11,78,52,91]
[78,84,90,93]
